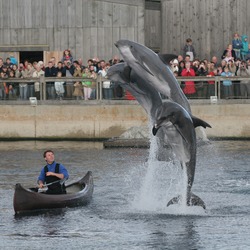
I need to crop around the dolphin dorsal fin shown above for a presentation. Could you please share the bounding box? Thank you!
[191,115,212,129]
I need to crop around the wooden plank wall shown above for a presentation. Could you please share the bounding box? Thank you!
[145,1,161,52]
[161,0,250,61]
[0,0,144,64]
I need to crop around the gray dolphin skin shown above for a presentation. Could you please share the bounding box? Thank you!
[114,39,191,113]
[152,101,206,209]
[107,62,162,121]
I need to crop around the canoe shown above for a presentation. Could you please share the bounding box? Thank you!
[13,171,94,215]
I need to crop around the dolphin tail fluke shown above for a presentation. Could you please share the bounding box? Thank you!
[189,192,206,209]
[167,193,206,209]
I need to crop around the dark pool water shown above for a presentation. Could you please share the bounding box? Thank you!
[0,140,250,250]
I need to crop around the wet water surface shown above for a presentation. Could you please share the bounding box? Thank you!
[0,140,250,250]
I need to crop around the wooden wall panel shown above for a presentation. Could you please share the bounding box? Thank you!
[161,0,250,61]
[0,0,142,63]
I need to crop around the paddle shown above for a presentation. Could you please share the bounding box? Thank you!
[30,179,67,193]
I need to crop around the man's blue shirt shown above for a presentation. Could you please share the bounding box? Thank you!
[38,161,69,182]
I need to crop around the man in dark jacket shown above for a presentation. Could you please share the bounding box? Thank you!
[45,61,57,99]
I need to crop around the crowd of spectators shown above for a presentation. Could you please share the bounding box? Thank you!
[1,34,250,101]
[172,35,250,99]
[0,49,122,101]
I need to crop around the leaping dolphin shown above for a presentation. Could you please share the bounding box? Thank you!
[114,39,191,112]
[152,101,206,209]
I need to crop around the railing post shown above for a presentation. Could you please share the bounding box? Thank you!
[41,76,46,100]
[217,76,221,100]
[39,75,44,100]
[98,75,103,100]
[215,76,218,98]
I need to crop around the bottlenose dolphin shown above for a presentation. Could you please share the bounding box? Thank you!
[114,39,191,112]
[152,101,206,209]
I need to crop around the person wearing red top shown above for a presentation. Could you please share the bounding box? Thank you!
[181,61,196,98]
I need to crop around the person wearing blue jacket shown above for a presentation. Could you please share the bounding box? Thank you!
[232,33,242,59]
[220,67,233,99]
[241,35,249,61]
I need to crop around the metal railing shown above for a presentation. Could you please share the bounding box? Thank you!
[0,75,250,101]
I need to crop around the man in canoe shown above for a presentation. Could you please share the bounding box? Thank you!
[37,150,69,194]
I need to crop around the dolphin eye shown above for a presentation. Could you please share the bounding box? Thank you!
[130,45,133,49]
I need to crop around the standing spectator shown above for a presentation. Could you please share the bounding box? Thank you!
[237,60,250,98]
[177,55,184,63]
[32,64,44,100]
[178,60,185,76]
[221,59,228,72]
[220,66,233,99]
[17,63,28,100]
[22,62,35,98]
[72,61,83,100]
[56,61,66,76]
[64,61,75,99]
[12,64,20,97]
[38,61,45,71]
[7,70,16,99]
[170,59,179,73]
[207,66,217,98]
[183,38,196,62]
[9,53,18,65]
[196,61,208,98]
[0,67,8,99]
[0,58,4,73]
[232,32,242,59]
[78,58,86,70]
[222,44,236,61]
[82,68,96,100]
[45,61,57,99]
[241,35,249,61]
[54,71,65,100]
[181,61,196,98]
[233,59,242,98]
[211,56,220,68]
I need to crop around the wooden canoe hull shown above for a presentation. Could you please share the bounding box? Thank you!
[13,171,94,214]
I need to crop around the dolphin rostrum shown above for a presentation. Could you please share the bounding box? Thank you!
[152,101,206,209]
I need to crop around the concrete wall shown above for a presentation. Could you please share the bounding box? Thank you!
[0,102,249,139]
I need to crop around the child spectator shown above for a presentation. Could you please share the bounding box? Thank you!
[183,38,196,61]
[61,49,73,63]
[54,71,65,100]
[220,66,233,99]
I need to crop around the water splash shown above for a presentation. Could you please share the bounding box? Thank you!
[131,134,179,211]
[130,131,195,214]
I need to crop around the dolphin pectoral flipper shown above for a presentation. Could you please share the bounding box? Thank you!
[191,115,212,129]
[167,193,206,209]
